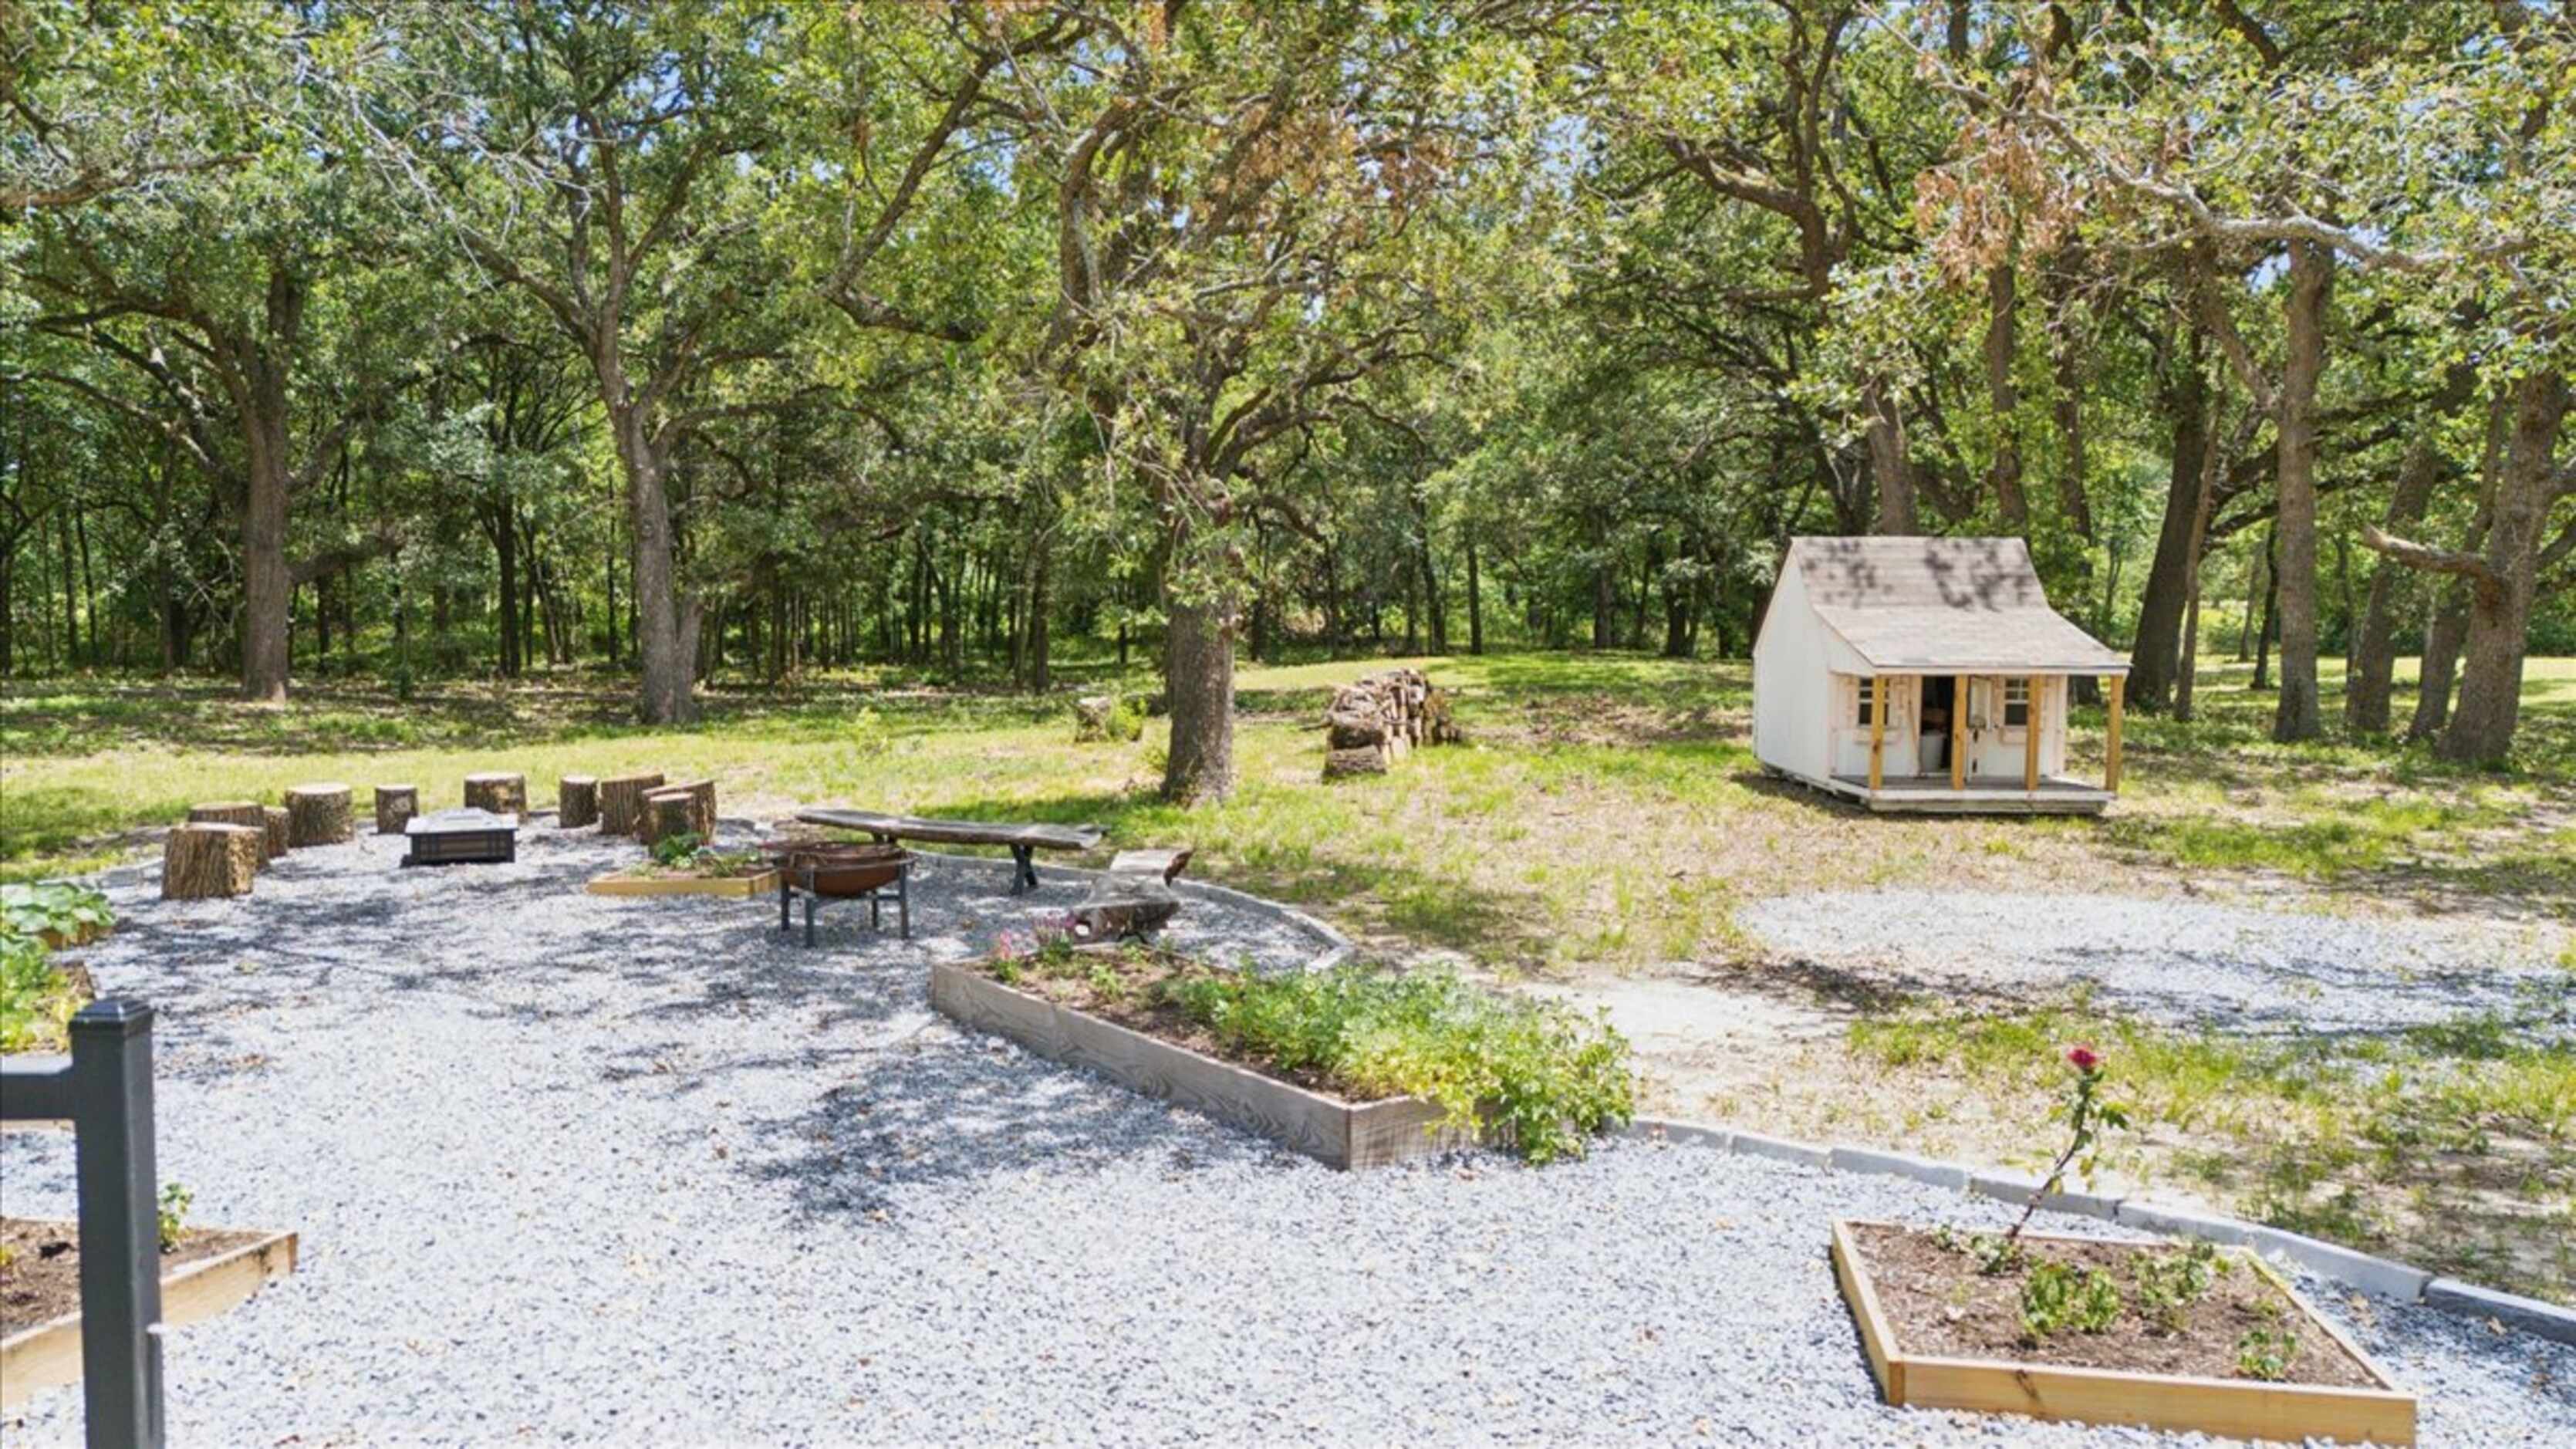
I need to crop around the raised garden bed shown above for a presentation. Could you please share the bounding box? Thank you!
[930,946,1629,1169]
[586,846,779,899]
[1831,1219,2415,1445]
[1,1218,299,1408]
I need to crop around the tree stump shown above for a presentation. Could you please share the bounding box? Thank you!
[284,783,354,847]
[262,806,292,860]
[463,772,526,815]
[640,780,716,846]
[374,785,420,836]
[162,823,259,900]
[597,772,667,836]
[557,775,599,829]
[187,802,272,865]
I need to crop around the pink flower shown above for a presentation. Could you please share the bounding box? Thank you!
[2066,1043,2102,1073]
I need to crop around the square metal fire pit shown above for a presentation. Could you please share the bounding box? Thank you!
[403,807,520,866]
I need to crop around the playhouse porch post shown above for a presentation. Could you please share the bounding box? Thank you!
[2023,675,2042,792]
[1950,674,1967,789]
[2105,674,2126,792]
[1868,674,1886,791]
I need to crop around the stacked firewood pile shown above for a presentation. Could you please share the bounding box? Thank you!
[1322,669,1460,779]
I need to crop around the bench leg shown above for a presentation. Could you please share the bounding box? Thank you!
[779,873,792,933]
[1011,845,1037,893]
[803,893,817,949]
[869,893,880,930]
[898,865,911,940]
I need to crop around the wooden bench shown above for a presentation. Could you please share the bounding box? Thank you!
[794,809,1106,894]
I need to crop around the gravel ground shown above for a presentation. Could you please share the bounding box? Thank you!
[1741,890,2574,1041]
[4,828,2569,1445]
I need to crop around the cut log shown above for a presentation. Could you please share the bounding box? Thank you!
[162,823,259,900]
[284,783,353,848]
[640,780,716,846]
[1323,746,1389,780]
[597,772,667,836]
[262,806,292,860]
[1109,847,1193,883]
[1067,873,1182,943]
[557,775,599,829]
[373,785,419,836]
[462,772,526,815]
[187,802,271,866]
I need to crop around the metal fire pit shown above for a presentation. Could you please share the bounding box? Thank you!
[761,840,911,946]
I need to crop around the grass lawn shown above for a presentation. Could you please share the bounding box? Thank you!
[4,648,2570,1298]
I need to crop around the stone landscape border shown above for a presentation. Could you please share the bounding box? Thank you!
[1622,1116,2576,1347]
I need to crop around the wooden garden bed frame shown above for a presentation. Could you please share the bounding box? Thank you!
[1829,1220,2416,1445]
[929,961,1475,1170]
[585,868,781,899]
[1,1227,299,1409]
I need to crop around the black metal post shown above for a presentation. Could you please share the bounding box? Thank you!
[71,999,164,1449]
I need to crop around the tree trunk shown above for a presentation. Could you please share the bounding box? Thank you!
[2254,524,2279,691]
[492,502,521,677]
[1465,535,1484,655]
[1864,376,1916,533]
[2269,240,2333,741]
[2127,337,2210,711]
[1161,593,1236,805]
[2345,431,2442,734]
[2439,368,2568,764]
[1984,265,2028,529]
[609,400,694,724]
[240,406,294,702]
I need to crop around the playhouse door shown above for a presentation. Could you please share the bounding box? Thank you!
[1963,676,2041,782]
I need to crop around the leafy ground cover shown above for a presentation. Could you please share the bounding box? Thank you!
[983,939,1634,1163]
[5,649,2568,1292]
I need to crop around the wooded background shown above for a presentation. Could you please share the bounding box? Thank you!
[5,1,2570,799]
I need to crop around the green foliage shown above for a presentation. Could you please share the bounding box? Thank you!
[0,934,84,1054]
[0,882,114,944]
[1157,964,1634,1164]
[2235,1321,2298,1382]
[2018,1259,2124,1341]
[157,1183,193,1255]
[2131,1241,2229,1334]
[648,833,704,868]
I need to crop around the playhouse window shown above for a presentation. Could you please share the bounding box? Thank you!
[1853,678,1874,727]
[2004,678,2031,728]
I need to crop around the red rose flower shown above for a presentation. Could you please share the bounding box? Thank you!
[2066,1043,2102,1073]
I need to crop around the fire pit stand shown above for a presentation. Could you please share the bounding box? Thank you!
[763,842,912,947]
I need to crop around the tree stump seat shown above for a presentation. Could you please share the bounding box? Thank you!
[557,775,599,829]
[187,802,272,866]
[163,823,260,900]
[640,780,716,846]
[597,772,667,836]
[463,772,526,815]
[374,785,419,836]
[284,783,353,847]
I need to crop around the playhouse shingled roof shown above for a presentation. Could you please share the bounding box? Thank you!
[1786,535,2129,674]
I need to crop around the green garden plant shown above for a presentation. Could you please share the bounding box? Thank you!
[157,1183,193,1254]
[1156,964,1634,1164]
[2007,1043,2130,1243]
[0,934,84,1054]
[0,881,114,945]
[2018,1259,2123,1340]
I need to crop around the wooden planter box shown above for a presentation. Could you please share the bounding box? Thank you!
[930,961,1477,1170]
[1830,1221,2416,1446]
[1,1228,299,1408]
[585,869,780,899]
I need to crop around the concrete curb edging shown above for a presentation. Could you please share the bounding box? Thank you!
[1619,1113,2576,1347]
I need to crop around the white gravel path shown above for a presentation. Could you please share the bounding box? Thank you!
[1741,890,2574,1041]
[3,828,2568,1444]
